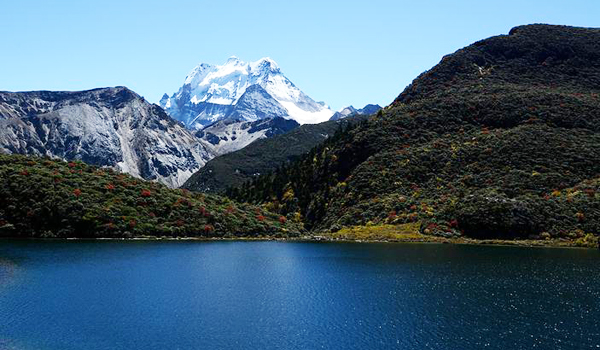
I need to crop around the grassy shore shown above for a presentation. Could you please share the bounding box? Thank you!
[315,223,600,249]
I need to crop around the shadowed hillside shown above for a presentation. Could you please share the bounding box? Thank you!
[229,25,600,242]
[183,116,368,193]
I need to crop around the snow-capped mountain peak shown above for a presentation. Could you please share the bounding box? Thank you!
[161,57,333,129]
[249,57,280,74]
[227,55,241,63]
[183,63,214,86]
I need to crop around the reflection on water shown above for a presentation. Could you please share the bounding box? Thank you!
[0,240,598,350]
[0,257,18,287]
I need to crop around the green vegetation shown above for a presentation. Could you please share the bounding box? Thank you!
[326,223,425,241]
[321,223,599,248]
[0,154,301,238]
[228,25,600,245]
[183,115,368,193]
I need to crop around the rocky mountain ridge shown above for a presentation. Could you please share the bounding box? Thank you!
[195,116,299,157]
[329,104,382,121]
[0,87,212,187]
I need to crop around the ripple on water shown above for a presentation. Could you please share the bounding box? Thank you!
[0,241,598,350]
[0,257,18,287]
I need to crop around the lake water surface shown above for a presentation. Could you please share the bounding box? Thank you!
[0,240,599,350]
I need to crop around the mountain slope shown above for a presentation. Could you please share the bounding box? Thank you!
[229,24,600,242]
[0,87,212,188]
[195,116,299,157]
[161,57,333,128]
[228,84,290,121]
[0,154,299,238]
[183,115,368,193]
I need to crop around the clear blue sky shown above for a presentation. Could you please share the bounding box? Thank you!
[1,0,598,110]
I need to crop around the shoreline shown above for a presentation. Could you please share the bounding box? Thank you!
[311,235,599,249]
[0,234,597,249]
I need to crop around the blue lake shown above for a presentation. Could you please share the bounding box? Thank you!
[0,240,599,350]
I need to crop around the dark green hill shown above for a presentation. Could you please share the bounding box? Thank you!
[0,154,300,238]
[182,116,367,193]
[230,24,600,243]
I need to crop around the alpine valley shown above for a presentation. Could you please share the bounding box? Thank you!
[0,24,599,248]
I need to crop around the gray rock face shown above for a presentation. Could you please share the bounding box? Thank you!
[195,115,299,156]
[0,87,213,188]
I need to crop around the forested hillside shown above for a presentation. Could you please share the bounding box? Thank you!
[229,25,600,243]
[183,116,367,193]
[0,154,300,238]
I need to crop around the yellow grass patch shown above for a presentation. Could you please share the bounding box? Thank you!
[326,223,426,241]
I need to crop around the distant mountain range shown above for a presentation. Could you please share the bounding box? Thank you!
[329,104,381,121]
[0,84,374,188]
[160,57,334,129]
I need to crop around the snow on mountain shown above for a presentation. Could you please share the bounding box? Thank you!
[189,84,300,156]
[0,87,213,188]
[228,84,289,121]
[161,57,333,129]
